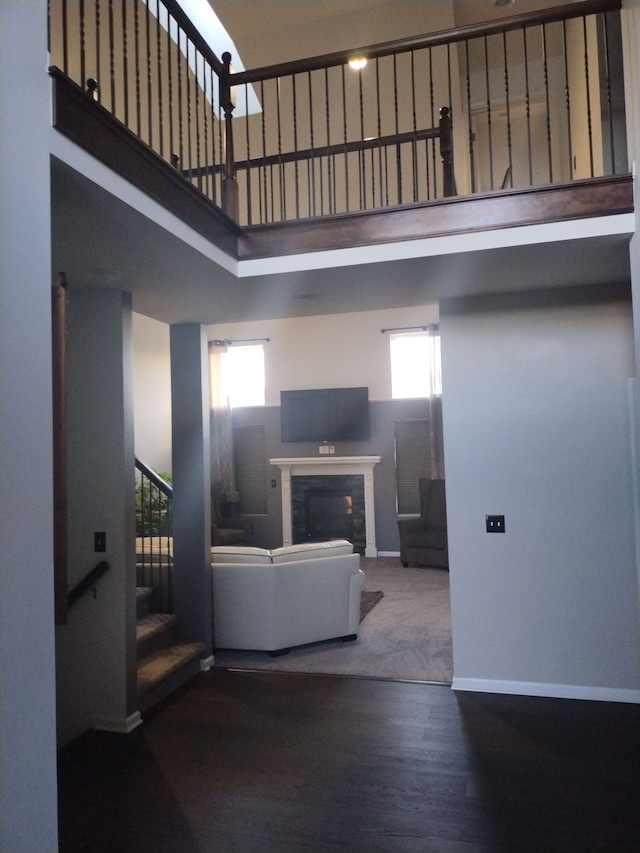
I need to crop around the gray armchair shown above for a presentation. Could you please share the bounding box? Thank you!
[398,478,448,569]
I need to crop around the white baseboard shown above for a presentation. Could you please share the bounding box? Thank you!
[200,654,215,671]
[451,676,640,705]
[93,711,143,734]
[377,550,400,557]
[451,677,640,704]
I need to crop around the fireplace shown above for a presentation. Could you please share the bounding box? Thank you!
[269,456,381,557]
[305,491,354,542]
[291,474,365,551]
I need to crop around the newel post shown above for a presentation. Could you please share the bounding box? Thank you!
[439,106,455,198]
[220,51,239,221]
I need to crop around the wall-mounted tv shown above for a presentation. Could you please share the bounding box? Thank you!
[280,387,370,442]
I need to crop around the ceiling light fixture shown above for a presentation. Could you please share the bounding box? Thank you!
[348,57,367,70]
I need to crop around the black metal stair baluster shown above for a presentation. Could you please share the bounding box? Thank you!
[61,0,69,75]
[133,0,141,137]
[410,50,417,202]
[393,52,401,205]
[145,0,153,148]
[276,77,285,220]
[324,67,333,215]
[358,59,365,209]
[292,73,300,220]
[95,0,101,105]
[426,46,435,200]
[122,0,129,129]
[177,20,185,172]
[186,38,194,178]
[244,82,251,223]
[195,51,203,193]
[542,21,553,183]
[341,63,349,212]
[108,0,115,115]
[166,11,174,169]
[375,56,383,208]
[79,0,86,94]
[260,79,267,223]
[502,30,513,190]
[582,15,594,177]
[524,24,533,186]
[155,0,163,158]
[308,71,316,218]
[484,35,493,191]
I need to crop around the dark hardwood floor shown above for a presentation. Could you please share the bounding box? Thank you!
[58,669,640,852]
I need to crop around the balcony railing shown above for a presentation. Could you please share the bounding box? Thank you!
[48,0,626,228]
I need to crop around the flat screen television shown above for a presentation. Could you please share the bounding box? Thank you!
[280,387,370,442]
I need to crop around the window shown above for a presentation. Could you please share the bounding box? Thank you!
[390,330,442,399]
[218,344,265,408]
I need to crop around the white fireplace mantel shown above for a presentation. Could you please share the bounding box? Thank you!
[269,456,382,557]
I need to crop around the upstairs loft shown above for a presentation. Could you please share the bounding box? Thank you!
[48,0,634,317]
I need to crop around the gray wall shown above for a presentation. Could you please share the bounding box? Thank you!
[0,2,58,850]
[56,288,138,743]
[441,285,640,699]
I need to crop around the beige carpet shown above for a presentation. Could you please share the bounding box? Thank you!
[213,557,453,683]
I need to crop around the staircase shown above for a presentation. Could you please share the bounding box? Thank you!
[136,586,205,714]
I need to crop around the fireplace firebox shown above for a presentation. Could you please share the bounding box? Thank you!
[305,490,354,542]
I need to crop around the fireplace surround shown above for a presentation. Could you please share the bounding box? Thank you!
[269,456,381,557]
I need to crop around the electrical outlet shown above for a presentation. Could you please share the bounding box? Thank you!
[329,445,335,454]
[486,515,505,533]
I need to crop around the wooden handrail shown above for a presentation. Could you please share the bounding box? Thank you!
[67,561,110,608]
[162,0,225,76]
[185,126,442,177]
[232,0,621,85]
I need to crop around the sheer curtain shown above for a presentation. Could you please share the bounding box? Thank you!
[209,344,239,508]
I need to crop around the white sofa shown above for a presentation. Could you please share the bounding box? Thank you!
[211,539,365,654]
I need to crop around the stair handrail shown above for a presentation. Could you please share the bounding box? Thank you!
[135,457,173,498]
[67,560,110,608]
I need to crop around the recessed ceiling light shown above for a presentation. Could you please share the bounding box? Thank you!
[348,57,367,70]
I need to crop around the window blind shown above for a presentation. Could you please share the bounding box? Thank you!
[394,419,431,514]
[233,425,267,514]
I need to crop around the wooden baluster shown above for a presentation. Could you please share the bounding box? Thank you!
[439,106,455,197]
[220,51,238,221]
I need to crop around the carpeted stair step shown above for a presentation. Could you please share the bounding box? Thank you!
[137,642,205,713]
[136,613,177,660]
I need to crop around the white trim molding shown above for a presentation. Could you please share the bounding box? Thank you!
[452,677,640,704]
[269,456,382,557]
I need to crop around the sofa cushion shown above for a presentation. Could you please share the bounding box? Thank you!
[271,540,354,564]
[211,545,272,565]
